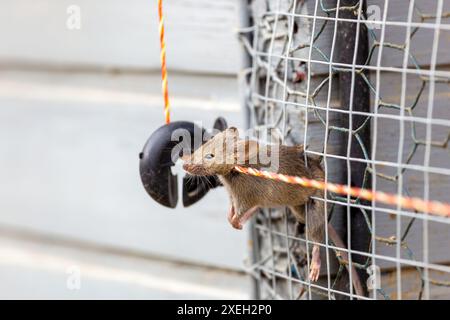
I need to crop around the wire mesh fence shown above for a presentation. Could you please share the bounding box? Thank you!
[239,0,450,300]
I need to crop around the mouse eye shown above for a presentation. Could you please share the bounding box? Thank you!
[204,153,214,160]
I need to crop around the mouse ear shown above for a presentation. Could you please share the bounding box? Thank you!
[227,127,239,137]
[234,139,259,164]
[213,117,228,132]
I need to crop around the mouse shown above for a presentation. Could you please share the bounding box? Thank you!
[182,127,364,297]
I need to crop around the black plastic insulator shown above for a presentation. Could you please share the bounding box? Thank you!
[139,119,227,208]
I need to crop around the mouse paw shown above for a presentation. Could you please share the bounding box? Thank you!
[309,245,321,282]
[230,214,243,230]
[309,260,321,282]
[227,205,235,225]
[227,206,242,229]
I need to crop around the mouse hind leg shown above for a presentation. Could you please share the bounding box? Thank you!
[291,196,325,282]
[308,195,326,281]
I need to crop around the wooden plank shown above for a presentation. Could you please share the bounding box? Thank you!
[0,233,250,299]
[379,266,450,300]
[0,0,240,74]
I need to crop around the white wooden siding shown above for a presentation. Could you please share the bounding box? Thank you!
[0,0,240,74]
[0,70,245,270]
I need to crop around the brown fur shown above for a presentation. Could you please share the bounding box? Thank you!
[183,128,325,246]
[183,128,363,297]
[219,144,326,249]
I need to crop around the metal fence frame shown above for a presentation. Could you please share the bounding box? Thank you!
[239,0,450,300]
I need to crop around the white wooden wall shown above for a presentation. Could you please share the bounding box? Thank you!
[0,0,245,271]
[0,0,240,74]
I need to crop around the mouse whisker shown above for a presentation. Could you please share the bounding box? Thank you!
[195,176,202,188]
[202,176,213,189]
[187,175,195,188]
[184,174,193,189]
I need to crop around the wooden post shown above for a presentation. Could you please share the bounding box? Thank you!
[238,0,261,300]
[336,0,371,297]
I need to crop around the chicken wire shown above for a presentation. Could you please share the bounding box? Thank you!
[239,0,450,300]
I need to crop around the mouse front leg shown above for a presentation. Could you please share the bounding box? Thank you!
[227,205,236,227]
[229,205,259,230]
[227,196,242,229]
[234,206,259,229]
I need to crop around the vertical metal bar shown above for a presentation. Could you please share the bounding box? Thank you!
[238,0,260,300]
[371,0,389,300]
[336,0,371,297]
[324,0,341,300]
[281,0,298,300]
[263,0,283,299]
[239,0,252,130]
[397,0,416,300]
[303,1,319,300]
[303,0,320,300]
[423,0,444,301]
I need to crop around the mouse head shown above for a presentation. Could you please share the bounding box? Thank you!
[182,127,259,176]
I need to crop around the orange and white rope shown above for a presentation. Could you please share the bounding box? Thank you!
[234,166,450,218]
[158,0,170,124]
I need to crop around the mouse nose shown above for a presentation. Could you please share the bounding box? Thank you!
[183,163,190,171]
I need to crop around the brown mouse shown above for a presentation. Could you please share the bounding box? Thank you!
[182,127,364,297]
